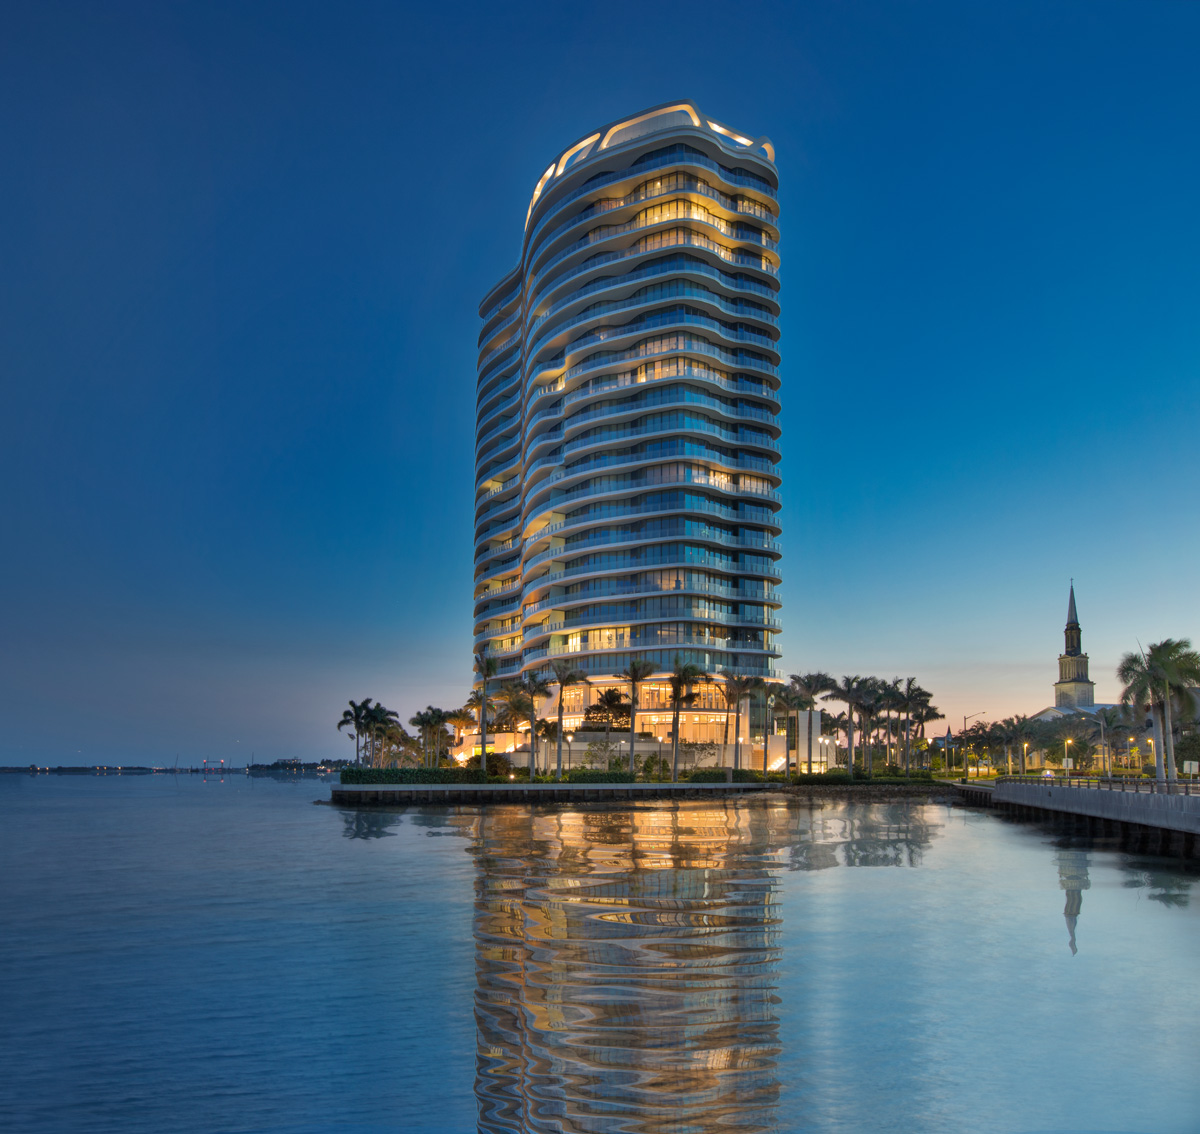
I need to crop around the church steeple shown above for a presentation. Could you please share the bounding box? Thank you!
[1064,581,1081,656]
[1055,581,1094,709]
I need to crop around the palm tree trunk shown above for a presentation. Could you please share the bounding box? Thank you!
[806,708,814,775]
[847,711,855,781]
[1152,703,1167,784]
[528,715,537,780]
[628,687,639,776]
[734,700,742,771]
[556,698,565,782]
[480,699,488,769]
[671,704,680,782]
[723,699,731,768]
[1163,689,1178,783]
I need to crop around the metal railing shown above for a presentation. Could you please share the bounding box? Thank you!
[996,774,1198,796]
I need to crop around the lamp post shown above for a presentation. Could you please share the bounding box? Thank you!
[1128,736,1135,772]
[1064,737,1073,778]
[961,712,985,782]
[1023,741,1030,776]
[566,732,574,773]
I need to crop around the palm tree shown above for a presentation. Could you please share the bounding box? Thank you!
[1120,639,1200,784]
[761,681,785,775]
[620,659,657,775]
[423,706,449,766]
[721,673,762,772]
[788,672,835,774]
[407,709,429,765]
[499,672,551,778]
[856,679,884,777]
[1151,639,1200,782]
[823,676,866,780]
[773,687,806,776]
[896,678,931,772]
[667,655,710,782]
[473,653,499,762]
[549,661,590,781]
[446,708,476,752]
[366,703,400,766]
[1090,705,1124,775]
[594,688,628,742]
[337,698,373,766]
[1120,646,1168,783]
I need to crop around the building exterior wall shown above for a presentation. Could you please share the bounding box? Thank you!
[473,102,782,722]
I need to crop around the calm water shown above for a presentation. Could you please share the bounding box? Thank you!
[1,776,1197,1134]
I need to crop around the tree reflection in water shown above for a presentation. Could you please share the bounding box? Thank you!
[340,810,403,841]
[1121,859,1195,908]
[466,799,938,1134]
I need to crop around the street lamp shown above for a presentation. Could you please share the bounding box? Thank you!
[566,732,574,773]
[961,712,985,782]
[1064,737,1073,777]
[1022,741,1029,776]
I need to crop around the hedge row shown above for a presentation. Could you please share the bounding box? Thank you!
[565,769,636,783]
[790,771,935,785]
[340,767,487,785]
[688,768,764,783]
[341,767,939,787]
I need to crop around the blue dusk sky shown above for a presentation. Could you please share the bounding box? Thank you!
[2,0,1198,765]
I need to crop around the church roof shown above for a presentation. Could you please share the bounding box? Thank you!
[1066,582,1079,626]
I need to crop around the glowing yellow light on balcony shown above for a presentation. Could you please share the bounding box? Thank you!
[706,120,753,147]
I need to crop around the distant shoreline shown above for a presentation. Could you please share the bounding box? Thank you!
[1,764,342,779]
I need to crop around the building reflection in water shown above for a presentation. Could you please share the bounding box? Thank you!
[466,799,938,1134]
[1055,847,1091,956]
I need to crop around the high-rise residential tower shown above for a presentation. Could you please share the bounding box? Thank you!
[473,102,782,738]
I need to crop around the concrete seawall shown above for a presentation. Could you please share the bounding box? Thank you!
[330,781,770,806]
[992,781,1200,837]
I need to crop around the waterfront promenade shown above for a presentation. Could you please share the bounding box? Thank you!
[954,776,1200,855]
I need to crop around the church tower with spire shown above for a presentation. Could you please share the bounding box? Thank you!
[1054,583,1095,709]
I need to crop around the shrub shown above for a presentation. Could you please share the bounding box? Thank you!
[687,769,731,782]
[565,769,636,783]
[463,751,514,777]
[340,767,487,785]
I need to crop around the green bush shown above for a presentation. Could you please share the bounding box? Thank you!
[566,769,636,783]
[682,768,763,783]
[340,767,487,785]
[793,771,852,785]
[463,751,514,777]
[788,771,936,786]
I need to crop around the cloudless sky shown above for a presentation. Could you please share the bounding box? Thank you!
[2,0,1198,765]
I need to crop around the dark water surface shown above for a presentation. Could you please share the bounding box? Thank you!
[1,775,1197,1134]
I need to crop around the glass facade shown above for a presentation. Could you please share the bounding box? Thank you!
[474,102,782,693]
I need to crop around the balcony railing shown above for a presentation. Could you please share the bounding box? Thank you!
[527,292,777,366]
[522,498,778,551]
[528,613,782,638]
[561,419,779,457]
[526,169,779,269]
[520,580,778,614]
[525,147,778,252]
[522,528,779,571]
[527,254,778,343]
[525,556,783,589]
